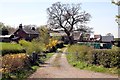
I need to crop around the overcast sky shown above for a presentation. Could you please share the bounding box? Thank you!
[0,0,118,37]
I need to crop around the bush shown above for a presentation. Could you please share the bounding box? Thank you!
[67,44,93,62]
[2,53,29,73]
[19,39,44,55]
[1,53,39,79]
[56,41,64,48]
[89,48,120,68]
[46,39,58,52]
[19,39,32,48]
[67,44,120,68]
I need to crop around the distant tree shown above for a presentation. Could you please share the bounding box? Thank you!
[47,2,92,44]
[112,0,120,25]
[23,24,37,31]
[106,33,114,36]
[0,22,5,35]
[36,25,50,45]
[112,0,120,6]
[24,25,32,30]
[0,22,9,35]
[6,25,16,34]
[1,27,9,35]
[0,22,4,28]
[0,23,16,35]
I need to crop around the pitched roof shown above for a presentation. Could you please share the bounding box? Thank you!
[101,36,114,42]
[23,28,39,35]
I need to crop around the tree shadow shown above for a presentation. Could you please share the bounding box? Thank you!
[39,62,51,67]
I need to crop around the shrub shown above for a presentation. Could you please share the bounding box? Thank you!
[2,53,29,73]
[19,39,32,48]
[19,39,44,55]
[56,41,64,48]
[89,48,120,68]
[67,44,120,68]
[46,39,58,52]
[67,44,93,61]
[1,53,38,79]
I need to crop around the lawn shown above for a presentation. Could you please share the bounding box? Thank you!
[0,42,25,55]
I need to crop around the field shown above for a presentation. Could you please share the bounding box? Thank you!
[0,42,25,55]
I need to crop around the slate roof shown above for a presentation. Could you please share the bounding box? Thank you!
[101,36,114,42]
[23,28,39,35]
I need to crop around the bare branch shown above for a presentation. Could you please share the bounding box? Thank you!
[47,2,92,44]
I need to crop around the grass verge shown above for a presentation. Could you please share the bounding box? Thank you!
[67,52,120,75]
[40,53,54,62]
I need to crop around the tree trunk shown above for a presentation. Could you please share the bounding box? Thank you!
[64,29,74,44]
[68,35,74,44]
[118,41,120,47]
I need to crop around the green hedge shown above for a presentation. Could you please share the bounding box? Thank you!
[1,49,26,56]
[67,44,120,68]
[89,49,120,68]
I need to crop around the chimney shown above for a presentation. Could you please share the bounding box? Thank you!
[19,24,23,29]
[32,27,35,31]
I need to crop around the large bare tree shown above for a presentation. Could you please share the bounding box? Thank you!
[47,2,91,44]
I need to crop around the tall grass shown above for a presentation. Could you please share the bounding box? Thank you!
[67,44,93,62]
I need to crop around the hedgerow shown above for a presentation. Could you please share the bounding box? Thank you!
[67,44,120,68]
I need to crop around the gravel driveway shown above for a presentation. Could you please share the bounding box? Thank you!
[29,51,118,79]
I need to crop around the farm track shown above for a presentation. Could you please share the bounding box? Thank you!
[29,48,118,79]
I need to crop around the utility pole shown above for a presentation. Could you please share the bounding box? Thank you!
[118,6,120,38]
[112,0,120,47]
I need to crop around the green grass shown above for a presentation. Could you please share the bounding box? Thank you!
[0,42,23,50]
[0,42,25,55]
[41,53,54,62]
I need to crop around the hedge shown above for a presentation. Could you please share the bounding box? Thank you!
[67,44,120,68]
[1,49,26,56]
[89,49,120,68]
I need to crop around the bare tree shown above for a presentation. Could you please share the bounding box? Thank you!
[0,22,16,35]
[47,2,91,44]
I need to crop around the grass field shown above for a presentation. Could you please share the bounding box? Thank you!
[0,42,25,55]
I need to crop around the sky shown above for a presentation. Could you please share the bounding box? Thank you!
[0,0,119,38]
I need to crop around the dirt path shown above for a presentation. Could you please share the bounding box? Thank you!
[29,49,118,78]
